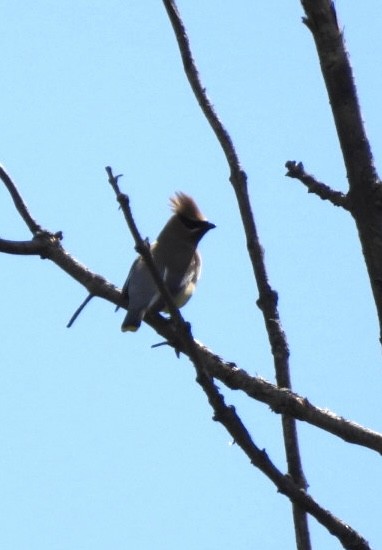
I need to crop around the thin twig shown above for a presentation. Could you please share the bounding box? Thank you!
[66,294,94,328]
[162,2,311,548]
[285,160,350,209]
[105,165,187,331]
[0,165,43,234]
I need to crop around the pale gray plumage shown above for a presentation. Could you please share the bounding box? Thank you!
[121,192,215,332]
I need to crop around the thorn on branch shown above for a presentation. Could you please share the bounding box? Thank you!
[151,340,171,349]
[67,294,94,328]
[151,339,182,357]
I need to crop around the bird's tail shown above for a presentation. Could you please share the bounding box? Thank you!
[121,310,143,332]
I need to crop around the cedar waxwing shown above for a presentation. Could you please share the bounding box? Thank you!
[120,192,215,332]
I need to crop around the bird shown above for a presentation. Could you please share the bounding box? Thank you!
[120,192,215,332]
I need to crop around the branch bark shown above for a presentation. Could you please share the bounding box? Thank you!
[0,2,378,547]
[300,0,382,343]
[105,166,372,549]
[285,160,350,209]
[162,1,311,548]
[0,163,376,548]
[0,165,42,234]
[1,187,379,457]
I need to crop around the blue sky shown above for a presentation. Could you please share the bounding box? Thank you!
[1,2,382,549]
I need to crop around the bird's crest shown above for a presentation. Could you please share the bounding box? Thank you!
[170,192,206,221]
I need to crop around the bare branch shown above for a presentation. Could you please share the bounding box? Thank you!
[0,165,43,234]
[200,348,382,455]
[105,165,187,331]
[162,2,310,546]
[300,1,378,194]
[1,171,380,458]
[0,4,378,546]
[104,161,372,545]
[285,161,350,209]
[192,364,371,550]
[300,0,382,343]
[0,237,52,255]
[148,316,382,455]
[161,3,241,172]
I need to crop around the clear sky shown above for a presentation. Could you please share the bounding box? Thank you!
[1,2,382,549]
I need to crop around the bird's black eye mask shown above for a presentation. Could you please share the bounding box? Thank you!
[178,214,207,230]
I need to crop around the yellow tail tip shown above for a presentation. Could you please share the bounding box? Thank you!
[121,324,139,333]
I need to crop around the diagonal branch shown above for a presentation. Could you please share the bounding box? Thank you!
[285,160,350,209]
[107,167,371,550]
[105,165,187,331]
[0,165,375,548]
[0,165,43,234]
[2,168,381,458]
[162,2,311,547]
[2,212,380,461]
[155,312,372,549]
[149,315,382,455]
[196,364,371,550]
[195,345,382,455]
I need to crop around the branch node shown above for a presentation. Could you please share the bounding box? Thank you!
[256,288,278,312]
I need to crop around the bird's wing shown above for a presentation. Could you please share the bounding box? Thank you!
[163,251,202,309]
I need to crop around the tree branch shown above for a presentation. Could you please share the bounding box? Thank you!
[300,0,382,343]
[0,237,55,255]
[285,160,350,209]
[300,1,377,194]
[105,160,372,546]
[105,165,189,332]
[148,316,382,455]
[0,165,43,234]
[162,2,311,547]
[190,358,372,550]
[0,14,376,538]
[1,167,381,460]
[201,349,382,455]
